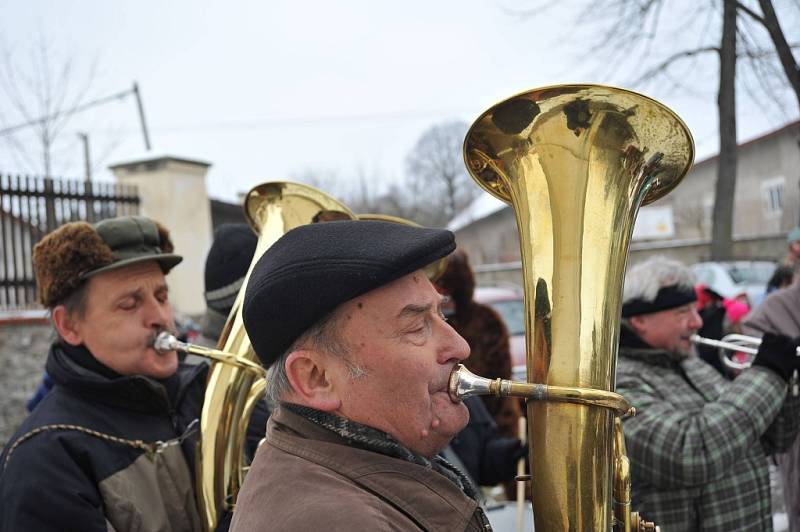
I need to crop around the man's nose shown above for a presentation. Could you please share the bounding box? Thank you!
[144,298,170,328]
[689,307,703,330]
[439,322,470,364]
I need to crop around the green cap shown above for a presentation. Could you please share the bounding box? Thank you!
[85,216,183,278]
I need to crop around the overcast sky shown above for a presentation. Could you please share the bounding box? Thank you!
[1,0,798,204]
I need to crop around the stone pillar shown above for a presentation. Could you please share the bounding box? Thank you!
[109,154,212,316]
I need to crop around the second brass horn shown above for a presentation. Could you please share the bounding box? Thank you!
[196,182,354,531]
[461,85,694,530]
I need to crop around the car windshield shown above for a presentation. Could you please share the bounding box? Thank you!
[725,263,774,284]
[488,299,526,336]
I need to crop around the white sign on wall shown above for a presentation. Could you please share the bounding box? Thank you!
[633,206,675,241]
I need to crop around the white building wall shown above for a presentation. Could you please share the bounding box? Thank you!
[110,155,213,316]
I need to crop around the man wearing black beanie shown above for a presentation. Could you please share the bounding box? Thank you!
[199,223,258,344]
[617,256,800,532]
[231,220,492,531]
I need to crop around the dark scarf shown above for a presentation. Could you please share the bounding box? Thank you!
[284,403,480,501]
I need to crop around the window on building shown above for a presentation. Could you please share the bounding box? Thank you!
[761,177,785,219]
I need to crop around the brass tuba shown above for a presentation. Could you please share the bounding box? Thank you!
[196,181,354,531]
[459,85,694,530]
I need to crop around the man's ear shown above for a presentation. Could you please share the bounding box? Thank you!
[284,350,342,412]
[52,305,84,346]
[628,315,648,335]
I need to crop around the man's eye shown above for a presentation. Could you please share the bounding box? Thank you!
[119,299,137,310]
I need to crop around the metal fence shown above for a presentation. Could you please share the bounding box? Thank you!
[0,174,140,309]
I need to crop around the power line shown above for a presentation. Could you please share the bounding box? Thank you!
[0,88,133,136]
[144,107,473,133]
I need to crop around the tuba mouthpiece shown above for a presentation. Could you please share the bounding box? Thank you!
[448,364,495,403]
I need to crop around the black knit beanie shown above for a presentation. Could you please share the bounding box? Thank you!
[204,224,258,315]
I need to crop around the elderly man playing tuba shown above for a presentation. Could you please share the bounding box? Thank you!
[617,256,800,531]
[230,220,491,531]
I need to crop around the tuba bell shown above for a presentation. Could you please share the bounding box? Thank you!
[196,181,354,531]
[459,84,694,530]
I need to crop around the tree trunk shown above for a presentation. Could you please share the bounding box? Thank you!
[756,0,800,112]
[711,0,738,260]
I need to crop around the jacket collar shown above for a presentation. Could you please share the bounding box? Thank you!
[268,405,480,531]
[45,341,207,414]
[619,324,683,367]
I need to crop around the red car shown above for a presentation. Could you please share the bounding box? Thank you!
[474,286,526,381]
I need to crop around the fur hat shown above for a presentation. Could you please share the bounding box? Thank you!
[243,220,455,367]
[33,215,182,308]
[435,249,475,311]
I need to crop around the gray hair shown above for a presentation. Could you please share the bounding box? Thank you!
[265,306,360,405]
[622,256,696,305]
[49,281,91,341]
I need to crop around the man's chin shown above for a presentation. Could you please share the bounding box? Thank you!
[146,354,179,379]
[674,343,693,360]
[431,394,470,435]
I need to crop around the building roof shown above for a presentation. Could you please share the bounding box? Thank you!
[447,192,507,232]
[108,152,212,170]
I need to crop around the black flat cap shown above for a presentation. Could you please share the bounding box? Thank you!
[243,220,455,367]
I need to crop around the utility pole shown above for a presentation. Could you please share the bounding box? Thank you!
[132,81,152,151]
[78,132,95,221]
[78,132,91,181]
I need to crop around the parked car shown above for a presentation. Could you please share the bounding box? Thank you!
[690,260,776,305]
[474,286,526,381]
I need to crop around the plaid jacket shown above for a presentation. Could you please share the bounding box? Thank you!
[618,340,800,531]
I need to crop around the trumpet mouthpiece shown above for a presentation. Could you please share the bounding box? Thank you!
[153,331,179,354]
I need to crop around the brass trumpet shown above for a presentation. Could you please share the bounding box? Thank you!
[691,333,800,371]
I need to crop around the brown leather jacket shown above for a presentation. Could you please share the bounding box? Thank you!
[230,406,492,532]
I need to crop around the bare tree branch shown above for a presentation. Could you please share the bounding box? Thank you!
[405,120,478,226]
[755,0,800,111]
[734,0,767,24]
[508,0,800,259]
[0,37,99,176]
[630,46,719,86]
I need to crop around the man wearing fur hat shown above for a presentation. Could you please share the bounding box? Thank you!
[618,256,800,531]
[230,220,491,531]
[0,216,206,532]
